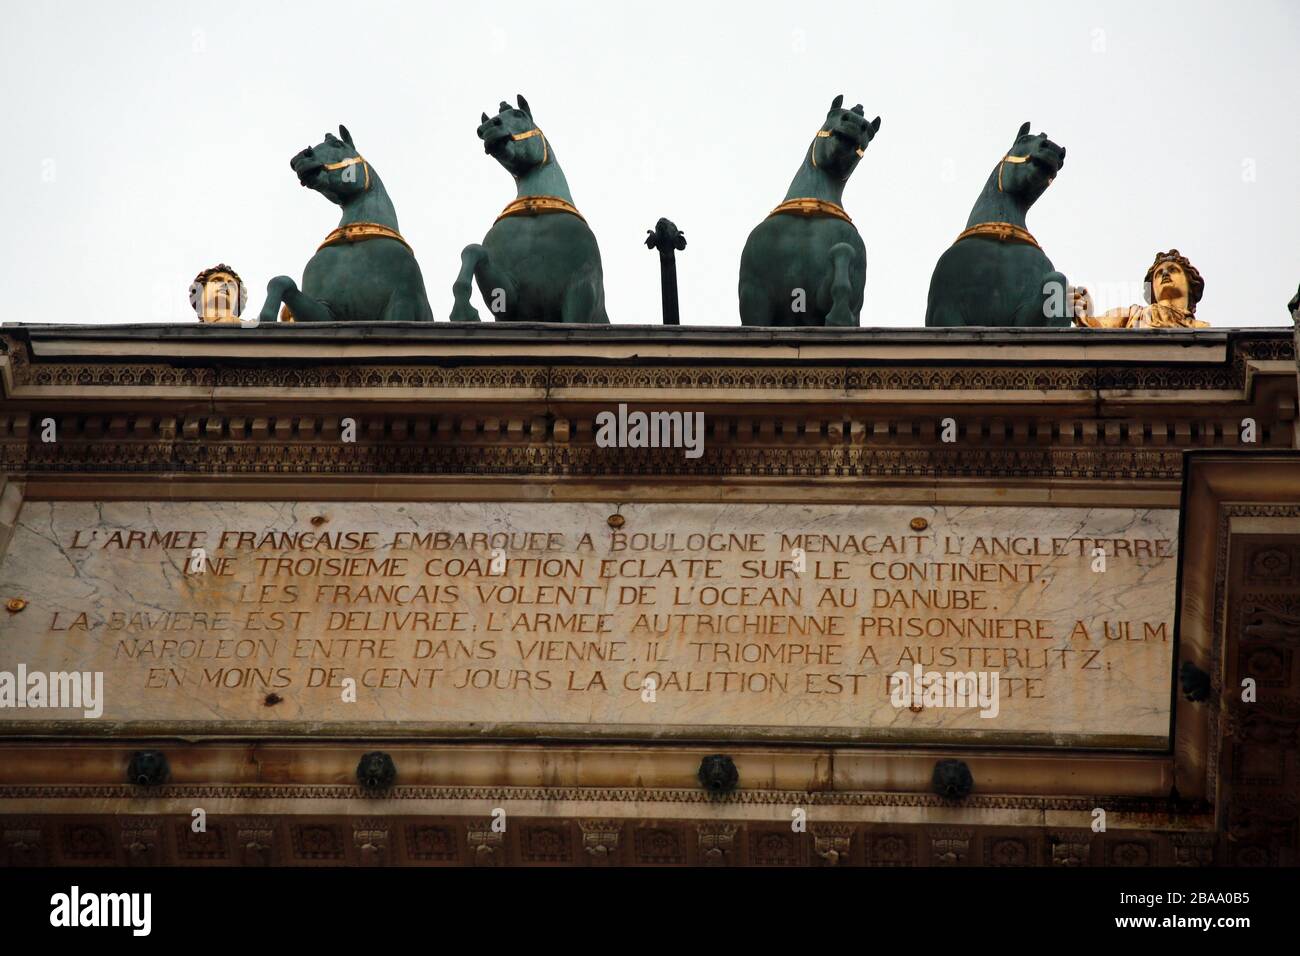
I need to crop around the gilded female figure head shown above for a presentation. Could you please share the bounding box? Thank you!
[1144,249,1204,313]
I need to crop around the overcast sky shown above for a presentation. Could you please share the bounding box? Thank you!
[2,0,1297,327]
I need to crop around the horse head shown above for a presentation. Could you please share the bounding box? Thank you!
[994,121,1065,205]
[808,94,881,180]
[290,125,372,205]
[478,95,549,177]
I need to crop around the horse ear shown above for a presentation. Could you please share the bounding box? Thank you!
[481,112,490,124]
[499,101,511,114]
[851,104,864,116]
[870,116,881,135]
[830,94,844,111]
[516,94,532,118]
[1016,121,1031,139]
[338,125,354,146]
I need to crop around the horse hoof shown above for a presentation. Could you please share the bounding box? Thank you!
[449,303,482,323]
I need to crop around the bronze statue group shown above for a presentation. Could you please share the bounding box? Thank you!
[235,93,1289,330]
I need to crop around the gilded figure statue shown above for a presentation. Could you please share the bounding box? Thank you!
[189,264,247,323]
[1073,249,1209,328]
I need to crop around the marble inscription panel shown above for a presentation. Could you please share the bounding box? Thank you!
[0,501,1178,747]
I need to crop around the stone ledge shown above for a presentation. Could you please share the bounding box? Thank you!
[3,322,1281,366]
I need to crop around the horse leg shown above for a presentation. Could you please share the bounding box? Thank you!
[739,279,774,326]
[452,245,517,322]
[281,287,336,323]
[450,245,486,322]
[560,276,599,324]
[824,243,858,327]
[256,275,296,325]
[259,276,334,323]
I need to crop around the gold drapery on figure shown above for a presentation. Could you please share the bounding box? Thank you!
[1076,302,1209,329]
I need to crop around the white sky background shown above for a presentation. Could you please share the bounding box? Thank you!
[1,0,1297,327]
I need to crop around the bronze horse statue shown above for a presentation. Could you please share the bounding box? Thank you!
[925,122,1072,327]
[255,126,433,323]
[450,95,608,323]
[738,95,881,326]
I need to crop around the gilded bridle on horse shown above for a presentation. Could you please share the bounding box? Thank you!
[509,126,548,166]
[809,128,866,171]
[492,125,589,224]
[948,147,1057,250]
[321,154,371,192]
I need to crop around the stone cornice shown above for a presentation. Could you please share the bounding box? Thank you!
[0,326,1294,482]
[0,322,1290,368]
[0,326,1290,403]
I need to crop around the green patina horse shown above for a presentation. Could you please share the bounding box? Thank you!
[925,122,1071,327]
[255,126,433,324]
[450,95,608,323]
[738,95,881,327]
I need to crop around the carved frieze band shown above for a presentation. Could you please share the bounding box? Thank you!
[0,813,1217,867]
[0,411,1276,479]
[2,440,1197,479]
[0,784,1209,814]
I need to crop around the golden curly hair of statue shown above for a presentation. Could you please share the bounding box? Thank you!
[1143,249,1205,313]
[188,263,248,316]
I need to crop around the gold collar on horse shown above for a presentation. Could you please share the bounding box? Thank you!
[953,221,1040,249]
[317,221,412,253]
[768,197,853,224]
[495,194,586,224]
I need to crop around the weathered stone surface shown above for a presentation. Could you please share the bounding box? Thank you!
[0,500,1175,747]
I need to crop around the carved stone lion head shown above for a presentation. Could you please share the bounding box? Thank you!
[356,751,397,791]
[697,754,740,795]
